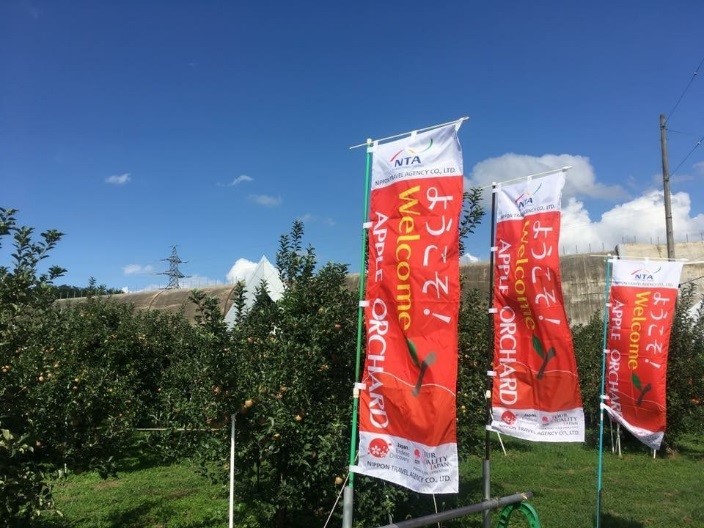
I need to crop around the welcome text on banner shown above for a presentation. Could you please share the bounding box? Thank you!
[604,259,683,450]
[491,171,585,442]
[356,123,463,494]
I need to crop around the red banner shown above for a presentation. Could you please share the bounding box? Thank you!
[605,259,683,449]
[356,123,463,493]
[491,172,585,442]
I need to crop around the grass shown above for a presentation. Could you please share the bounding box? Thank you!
[33,451,229,528]
[31,434,703,528]
[457,433,704,528]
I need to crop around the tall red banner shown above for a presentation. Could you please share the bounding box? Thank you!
[491,172,585,442]
[605,259,683,450]
[356,123,463,493]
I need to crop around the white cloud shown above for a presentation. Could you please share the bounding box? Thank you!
[249,194,282,207]
[298,213,314,223]
[122,264,154,275]
[227,258,258,283]
[468,153,626,202]
[693,161,704,175]
[106,173,131,185]
[559,190,704,253]
[220,174,253,187]
[464,152,704,254]
[297,213,336,226]
[460,252,479,265]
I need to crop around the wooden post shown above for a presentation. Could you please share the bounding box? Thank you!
[660,114,675,259]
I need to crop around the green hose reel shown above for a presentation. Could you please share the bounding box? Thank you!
[496,501,542,528]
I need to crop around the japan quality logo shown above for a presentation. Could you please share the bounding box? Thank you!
[368,438,391,458]
[630,267,661,282]
[389,137,434,167]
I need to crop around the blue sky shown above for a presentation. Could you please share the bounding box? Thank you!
[2,1,703,291]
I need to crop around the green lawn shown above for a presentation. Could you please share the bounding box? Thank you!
[33,434,704,528]
[34,454,229,528]
[459,434,704,528]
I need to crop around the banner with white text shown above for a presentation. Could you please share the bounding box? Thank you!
[604,258,683,450]
[356,123,463,494]
[491,172,585,442]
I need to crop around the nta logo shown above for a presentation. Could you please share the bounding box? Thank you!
[389,138,434,167]
[631,267,661,281]
[514,182,543,210]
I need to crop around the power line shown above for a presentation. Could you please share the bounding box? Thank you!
[665,54,704,125]
[666,128,700,138]
[670,134,704,178]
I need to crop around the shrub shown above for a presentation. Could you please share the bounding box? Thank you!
[0,207,63,522]
[0,428,53,527]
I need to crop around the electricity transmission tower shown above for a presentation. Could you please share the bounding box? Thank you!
[160,246,189,289]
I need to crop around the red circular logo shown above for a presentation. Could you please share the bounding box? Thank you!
[368,438,390,458]
[501,411,517,425]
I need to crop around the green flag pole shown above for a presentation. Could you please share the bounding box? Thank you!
[595,256,613,528]
[342,138,373,528]
[343,118,467,527]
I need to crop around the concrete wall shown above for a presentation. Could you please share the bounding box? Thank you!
[57,242,704,327]
[459,242,704,326]
[459,253,609,326]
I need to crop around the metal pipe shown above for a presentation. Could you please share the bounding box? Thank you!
[343,138,374,528]
[229,413,236,528]
[374,492,533,528]
[349,117,468,149]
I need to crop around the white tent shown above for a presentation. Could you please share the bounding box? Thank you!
[223,256,284,327]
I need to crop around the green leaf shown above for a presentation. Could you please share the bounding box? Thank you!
[406,338,420,367]
[532,334,545,358]
[632,373,642,390]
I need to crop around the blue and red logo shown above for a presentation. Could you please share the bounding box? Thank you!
[630,267,661,281]
[514,182,543,211]
[389,138,434,167]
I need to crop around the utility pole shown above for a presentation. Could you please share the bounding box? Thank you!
[660,114,675,259]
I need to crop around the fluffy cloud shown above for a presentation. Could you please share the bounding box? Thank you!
[467,153,626,201]
[559,190,704,253]
[226,258,258,283]
[464,153,704,256]
[105,173,131,185]
[122,264,154,275]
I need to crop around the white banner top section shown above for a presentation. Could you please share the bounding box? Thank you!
[496,171,566,221]
[349,117,467,150]
[610,259,684,289]
[370,123,463,191]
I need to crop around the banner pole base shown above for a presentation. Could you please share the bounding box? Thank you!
[342,486,353,528]
[482,458,491,528]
